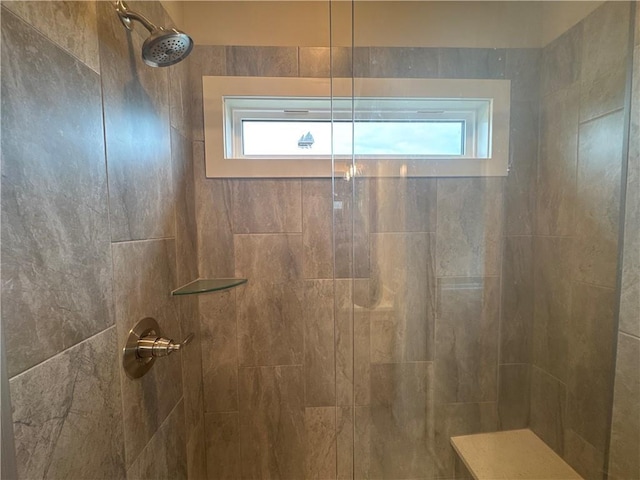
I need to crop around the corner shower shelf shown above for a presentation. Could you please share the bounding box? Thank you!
[171,278,247,296]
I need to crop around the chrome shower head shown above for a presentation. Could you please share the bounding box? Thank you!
[114,0,194,67]
[142,28,193,67]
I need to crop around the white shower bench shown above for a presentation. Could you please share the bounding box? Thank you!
[451,429,583,480]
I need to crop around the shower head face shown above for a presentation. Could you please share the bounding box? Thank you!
[142,28,193,67]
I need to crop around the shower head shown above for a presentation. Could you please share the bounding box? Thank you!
[114,0,193,67]
[141,28,193,67]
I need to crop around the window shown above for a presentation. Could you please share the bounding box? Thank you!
[203,77,510,177]
[225,96,493,158]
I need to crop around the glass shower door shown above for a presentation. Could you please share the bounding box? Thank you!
[331,1,636,479]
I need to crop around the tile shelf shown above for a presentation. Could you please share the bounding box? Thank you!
[171,278,248,296]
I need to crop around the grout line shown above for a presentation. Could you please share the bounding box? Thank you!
[618,330,640,341]
[1,5,101,75]
[232,288,243,476]
[127,395,186,471]
[203,410,240,415]
[572,279,617,291]
[232,232,303,237]
[236,364,304,369]
[578,106,625,127]
[530,364,568,388]
[8,325,117,381]
[111,236,177,245]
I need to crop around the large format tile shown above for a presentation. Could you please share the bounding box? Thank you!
[112,239,184,466]
[235,235,304,365]
[1,9,113,377]
[194,142,235,278]
[574,111,624,288]
[334,178,370,279]
[353,407,372,479]
[498,364,530,431]
[335,279,373,408]
[239,366,305,479]
[10,327,125,480]
[335,279,372,407]
[235,234,303,282]
[563,429,605,480]
[369,178,436,233]
[434,402,498,479]
[235,233,304,366]
[231,179,302,234]
[205,413,241,480]
[304,280,336,407]
[171,128,198,286]
[302,179,334,279]
[305,407,337,479]
[127,401,188,480]
[567,282,616,452]
[505,48,540,103]
[608,333,640,480]
[127,1,172,30]
[580,1,630,86]
[200,290,238,413]
[98,1,174,242]
[436,277,500,403]
[186,418,207,480]
[337,407,354,479]
[500,235,533,364]
[369,47,438,78]
[532,236,572,382]
[529,366,566,455]
[354,308,372,407]
[299,46,353,78]
[505,101,538,236]
[367,362,435,479]
[619,44,640,338]
[541,23,582,95]
[237,281,304,367]
[299,46,332,78]
[169,55,192,138]
[579,64,626,123]
[637,6,640,47]
[436,178,503,277]
[177,296,203,441]
[226,46,298,76]
[370,233,435,362]
[3,1,100,72]
[438,48,505,79]
[190,45,226,141]
[352,47,372,78]
[335,280,354,406]
[536,85,579,236]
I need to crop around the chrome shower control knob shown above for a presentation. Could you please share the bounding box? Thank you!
[137,333,194,358]
[122,317,194,379]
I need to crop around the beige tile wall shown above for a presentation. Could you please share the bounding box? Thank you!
[2,1,205,478]
[608,5,640,480]
[193,43,539,479]
[532,3,633,479]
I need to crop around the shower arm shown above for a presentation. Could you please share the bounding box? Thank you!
[115,0,158,33]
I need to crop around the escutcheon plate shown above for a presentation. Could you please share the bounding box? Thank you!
[122,317,160,379]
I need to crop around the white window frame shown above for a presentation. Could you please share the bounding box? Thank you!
[203,76,511,177]
[226,97,490,159]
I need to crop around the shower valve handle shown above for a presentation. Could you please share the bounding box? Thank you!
[137,333,194,358]
[123,317,194,379]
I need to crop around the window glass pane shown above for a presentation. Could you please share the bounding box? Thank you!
[352,121,464,155]
[242,121,333,156]
[242,120,464,156]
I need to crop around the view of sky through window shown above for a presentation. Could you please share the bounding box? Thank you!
[242,120,465,156]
